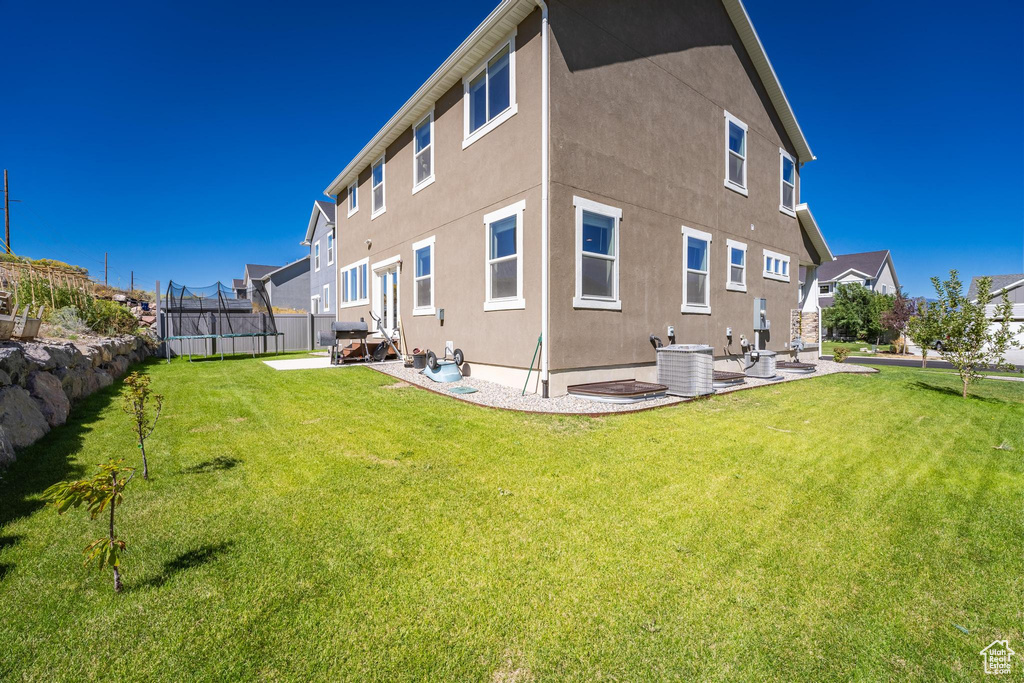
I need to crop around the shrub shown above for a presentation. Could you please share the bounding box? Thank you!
[83,299,138,336]
[833,346,849,363]
[42,306,91,339]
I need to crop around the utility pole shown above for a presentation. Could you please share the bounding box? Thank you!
[130,270,134,294]
[3,169,10,254]
[104,253,108,286]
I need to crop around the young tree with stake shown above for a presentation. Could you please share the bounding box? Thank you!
[121,372,163,479]
[931,270,1017,397]
[43,460,135,593]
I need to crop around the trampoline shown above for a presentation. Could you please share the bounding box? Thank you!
[161,280,283,362]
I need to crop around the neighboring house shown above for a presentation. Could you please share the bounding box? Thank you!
[968,273,1024,363]
[301,200,337,314]
[322,0,833,396]
[241,264,278,299]
[253,256,312,312]
[816,250,900,308]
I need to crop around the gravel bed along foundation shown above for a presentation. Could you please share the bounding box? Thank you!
[368,358,875,415]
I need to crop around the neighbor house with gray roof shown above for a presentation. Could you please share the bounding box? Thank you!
[817,250,899,308]
[241,260,311,312]
[969,273,1024,359]
[301,200,337,314]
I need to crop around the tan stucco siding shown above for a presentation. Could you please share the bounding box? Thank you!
[546,0,813,372]
[333,9,544,370]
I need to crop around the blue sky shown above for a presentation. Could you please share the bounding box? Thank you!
[4,0,1022,296]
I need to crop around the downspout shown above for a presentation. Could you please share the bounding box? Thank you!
[536,0,550,397]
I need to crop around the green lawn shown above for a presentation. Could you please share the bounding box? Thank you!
[1,356,1022,680]
[822,340,885,356]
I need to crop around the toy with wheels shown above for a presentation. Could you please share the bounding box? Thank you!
[422,346,465,383]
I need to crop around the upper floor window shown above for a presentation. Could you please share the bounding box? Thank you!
[573,196,621,310]
[724,111,748,195]
[412,236,435,315]
[483,200,525,311]
[371,156,386,218]
[463,33,517,148]
[413,112,435,193]
[314,242,321,271]
[779,149,796,215]
[726,239,746,292]
[347,181,358,217]
[327,233,334,266]
[681,226,712,314]
[340,258,369,306]
[763,249,790,282]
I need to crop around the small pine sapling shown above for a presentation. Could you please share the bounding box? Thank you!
[43,460,135,593]
[121,372,163,479]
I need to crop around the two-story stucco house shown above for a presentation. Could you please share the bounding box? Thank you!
[302,200,337,314]
[817,250,900,307]
[323,0,833,397]
[968,273,1024,365]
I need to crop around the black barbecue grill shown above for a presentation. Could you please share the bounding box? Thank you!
[320,321,370,365]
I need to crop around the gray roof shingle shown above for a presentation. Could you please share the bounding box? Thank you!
[817,250,890,282]
[968,273,1024,300]
[314,200,336,222]
[245,264,278,280]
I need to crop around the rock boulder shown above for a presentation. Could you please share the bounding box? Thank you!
[27,371,71,427]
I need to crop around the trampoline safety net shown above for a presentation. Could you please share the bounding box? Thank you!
[163,281,280,359]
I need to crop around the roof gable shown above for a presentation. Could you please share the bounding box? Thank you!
[818,251,890,283]
[303,200,336,245]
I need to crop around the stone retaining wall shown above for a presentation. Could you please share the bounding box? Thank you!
[0,335,154,466]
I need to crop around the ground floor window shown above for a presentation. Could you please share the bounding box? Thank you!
[763,249,790,282]
[726,239,747,292]
[310,295,320,314]
[483,200,525,311]
[573,196,621,310]
[340,258,369,306]
[681,225,712,314]
[412,236,435,315]
[323,284,330,312]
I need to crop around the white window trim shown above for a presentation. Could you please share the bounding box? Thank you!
[681,226,713,314]
[483,199,525,311]
[763,248,791,282]
[370,155,386,219]
[322,284,331,312]
[572,196,621,311]
[724,111,748,196]
[462,31,518,150]
[412,235,436,316]
[338,257,370,309]
[411,110,436,195]
[314,241,321,272]
[726,238,747,293]
[326,232,334,266]
[779,148,796,217]
[347,181,358,217]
